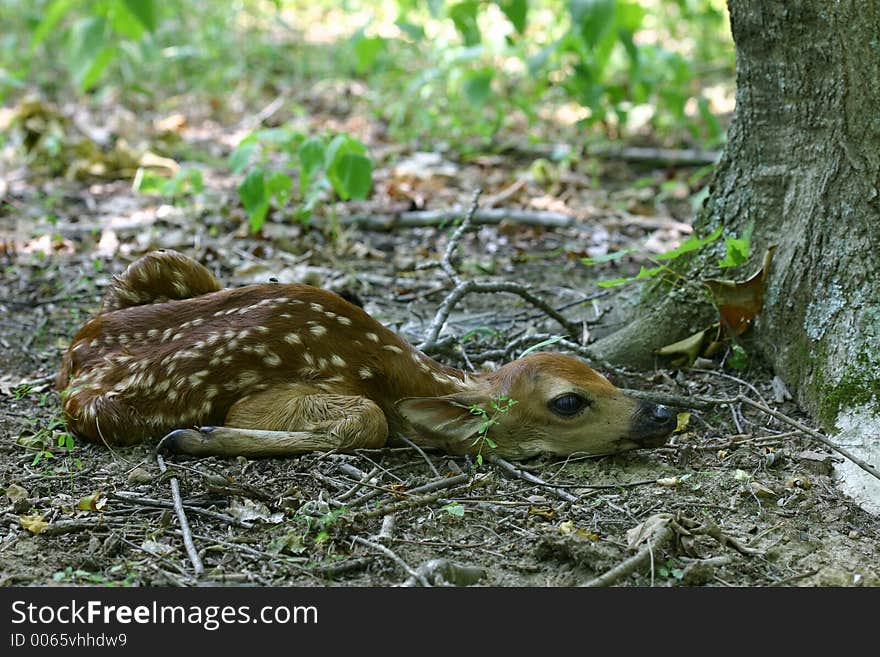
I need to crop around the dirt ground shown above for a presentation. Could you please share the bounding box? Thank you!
[1,97,879,588]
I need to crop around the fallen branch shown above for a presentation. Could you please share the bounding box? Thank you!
[588,145,721,167]
[156,452,203,578]
[340,208,575,232]
[582,524,675,587]
[487,455,579,503]
[108,492,254,528]
[737,395,880,482]
[402,558,486,587]
[352,536,430,587]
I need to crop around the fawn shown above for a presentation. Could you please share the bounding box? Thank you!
[57,250,675,459]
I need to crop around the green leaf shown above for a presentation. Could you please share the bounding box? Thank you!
[569,0,616,47]
[718,222,754,268]
[581,247,638,265]
[728,343,748,370]
[442,502,465,517]
[69,17,111,90]
[395,20,425,41]
[238,168,270,232]
[448,1,481,46]
[79,46,116,92]
[654,225,723,261]
[121,0,157,31]
[266,171,292,206]
[353,35,385,73]
[298,136,325,188]
[329,153,372,201]
[325,134,366,170]
[31,0,76,49]
[229,141,258,174]
[110,3,145,40]
[598,265,661,288]
[519,336,565,358]
[462,69,494,106]
[497,0,528,34]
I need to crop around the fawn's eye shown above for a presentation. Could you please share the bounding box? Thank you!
[549,393,589,417]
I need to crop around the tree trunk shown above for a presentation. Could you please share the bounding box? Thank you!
[591,1,880,508]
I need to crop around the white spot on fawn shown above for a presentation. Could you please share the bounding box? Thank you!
[264,353,282,367]
[284,332,302,345]
[336,316,353,326]
[310,303,324,312]
[359,367,374,379]
[330,354,346,367]
[366,332,379,343]
[309,324,327,337]
[382,345,403,354]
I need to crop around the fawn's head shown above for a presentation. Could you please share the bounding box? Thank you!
[397,351,675,459]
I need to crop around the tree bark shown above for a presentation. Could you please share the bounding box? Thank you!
[591,1,880,506]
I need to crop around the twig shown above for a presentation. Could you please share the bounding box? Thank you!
[396,433,441,477]
[156,452,203,578]
[378,514,396,543]
[487,455,579,503]
[621,388,730,411]
[737,395,880,482]
[418,282,581,351]
[359,474,487,519]
[441,188,482,282]
[335,466,381,503]
[108,492,254,528]
[352,536,431,587]
[582,525,676,587]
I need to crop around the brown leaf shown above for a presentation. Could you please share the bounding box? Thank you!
[656,327,711,367]
[528,506,556,521]
[704,246,777,335]
[20,515,49,535]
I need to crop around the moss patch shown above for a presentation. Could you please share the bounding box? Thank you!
[817,372,880,427]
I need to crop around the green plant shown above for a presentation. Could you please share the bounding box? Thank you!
[133,166,204,200]
[18,414,79,470]
[658,559,684,581]
[467,394,518,466]
[229,128,373,232]
[31,0,158,91]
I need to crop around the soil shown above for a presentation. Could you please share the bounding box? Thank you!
[1,97,878,588]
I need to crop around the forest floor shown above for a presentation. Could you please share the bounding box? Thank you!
[1,89,879,588]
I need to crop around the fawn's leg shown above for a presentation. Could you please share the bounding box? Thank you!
[101,249,222,312]
[158,384,389,457]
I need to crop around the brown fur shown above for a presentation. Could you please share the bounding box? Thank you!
[57,250,675,459]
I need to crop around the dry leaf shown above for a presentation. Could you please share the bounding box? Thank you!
[675,412,691,433]
[626,513,673,549]
[20,515,49,535]
[528,506,555,521]
[6,483,29,504]
[656,477,681,487]
[656,328,711,366]
[704,246,777,335]
[786,476,812,490]
[749,482,776,498]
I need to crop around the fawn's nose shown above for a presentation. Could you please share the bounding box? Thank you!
[631,401,677,444]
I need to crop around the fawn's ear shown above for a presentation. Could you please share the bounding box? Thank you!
[396,393,488,443]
